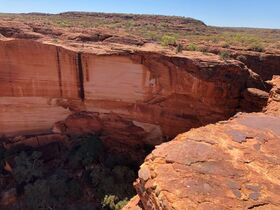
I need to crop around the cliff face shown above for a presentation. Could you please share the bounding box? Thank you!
[235,53,280,81]
[0,39,265,155]
[0,40,79,136]
[0,37,279,209]
[133,76,280,210]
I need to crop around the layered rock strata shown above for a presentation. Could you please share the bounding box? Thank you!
[133,76,280,210]
[0,39,266,154]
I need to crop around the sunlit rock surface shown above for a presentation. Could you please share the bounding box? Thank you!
[0,39,263,147]
[133,76,280,210]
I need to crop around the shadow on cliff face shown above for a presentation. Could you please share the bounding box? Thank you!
[0,135,139,210]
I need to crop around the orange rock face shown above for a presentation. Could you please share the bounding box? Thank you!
[0,39,80,136]
[134,76,280,210]
[0,39,264,145]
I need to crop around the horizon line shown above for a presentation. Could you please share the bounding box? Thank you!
[1,10,280,30]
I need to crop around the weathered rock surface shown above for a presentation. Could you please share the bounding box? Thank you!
[0,39,266,151]
[234,52,280,81]
[123,195,143,210]
[134,76,280,210]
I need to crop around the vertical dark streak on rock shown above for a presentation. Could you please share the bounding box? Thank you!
[85,55,90,82]
[56,47,63,97]
[77,52,85,101]
[8,63,15,96]
[168,66,173,88]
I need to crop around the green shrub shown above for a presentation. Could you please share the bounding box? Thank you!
[219,51,231,60]
[90,164,136,206]
[25,179,51,210]
[68,135,104,168]
[160,35,177,46]
[90,164,109,187]
[144,31,161,41]
[236,55,247,62]
[175,43,184,53]
[115,199,129,210]
[187,43,198,51]
[13,151,43,184]
[102,195,129,210]
[24,174,70,210]
[249,42,264,52]
[198,46,209,53]
[221,42,230,48]
[48,174,68,203]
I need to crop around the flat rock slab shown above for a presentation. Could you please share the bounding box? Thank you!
[135,111,280,210]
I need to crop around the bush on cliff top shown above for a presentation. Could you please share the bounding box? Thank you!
[161,35,177,46]
[219,51,231,60]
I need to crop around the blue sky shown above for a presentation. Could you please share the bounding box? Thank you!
[0,0,279,29]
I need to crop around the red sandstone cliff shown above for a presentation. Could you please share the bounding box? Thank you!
[0,14,280,210]
[0,39,268,160]
[131,76,280,210]
[0,33,279,210]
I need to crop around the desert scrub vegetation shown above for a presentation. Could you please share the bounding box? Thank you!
[186,43,198,51]
[13,151,43,184]
[186,32,267,50]
[1,13,280,50]
[102,195,128,210]
[236,55,247,62]
[219,51,231,60]
[249,42,265,52]
[221,41,230,48]
[0,135,136,210]
[175,43,184,53]
[161,35,177,46]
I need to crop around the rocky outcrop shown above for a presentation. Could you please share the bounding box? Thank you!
[207,48,280,85]
[265,76,280,115]
[0,39,269,159]
[240,88,269,112]
[133,76,280,210]
[235,53,280,81]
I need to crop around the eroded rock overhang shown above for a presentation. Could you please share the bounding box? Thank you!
[0,39,270,154]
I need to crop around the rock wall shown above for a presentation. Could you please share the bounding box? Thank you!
[133,76,280,210]
[0,40,79,98]
[230,51,280,82]
[0,40,79,136]
[0,39,266,150]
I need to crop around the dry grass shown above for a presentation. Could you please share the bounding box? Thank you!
[0,12,280,51]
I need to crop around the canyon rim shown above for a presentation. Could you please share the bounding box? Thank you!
[0,12,279,210]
